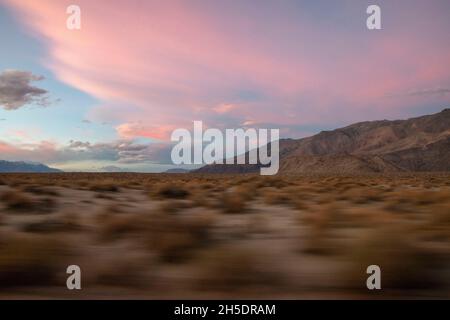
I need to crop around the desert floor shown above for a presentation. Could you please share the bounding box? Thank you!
[0,173,449,299]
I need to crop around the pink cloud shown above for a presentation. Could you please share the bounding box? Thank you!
[2,0,450,140]
[0,139,59,163]
[116,123,176,141]
[213,103,236,114]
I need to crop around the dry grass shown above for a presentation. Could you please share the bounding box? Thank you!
[22,218,81,233]
[153,183,190,199]
[94,255,151,288]
[98,215,143,241]
[341,225,449,292]
[221,193,247,213]
[89,180,120,192]
[157,199,193,214]
[0,172,448,298]
[20,185,61,197]
[0,189,57,214]
[0,190,36,211]
[143,211,216,263]
[300,204,342,255]
[345,188,384,204]
[0,233,72,287]
[262,188,292,205]
[195,246,283,291]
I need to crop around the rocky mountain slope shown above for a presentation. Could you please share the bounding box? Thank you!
[196,108,450,174]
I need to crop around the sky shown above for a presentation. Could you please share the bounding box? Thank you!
[0,0,449,172]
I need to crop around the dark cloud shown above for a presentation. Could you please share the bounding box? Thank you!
[0,70,50,110]
[1,136,175,171]
[68,140,92,149]
[65,140,173,164]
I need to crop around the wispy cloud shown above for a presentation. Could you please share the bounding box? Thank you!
[4,0,448,140]
[405,87,450,97]
[0,138,174,168]
[1,0,450,170]
[385,87,450,98]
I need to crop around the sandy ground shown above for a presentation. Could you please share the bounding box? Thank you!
[0,173,449,299]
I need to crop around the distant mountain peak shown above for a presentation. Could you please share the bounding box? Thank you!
[164,168,190,173]
[0,160,62,173]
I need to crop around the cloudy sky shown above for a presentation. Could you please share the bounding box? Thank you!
[0,0,449,171]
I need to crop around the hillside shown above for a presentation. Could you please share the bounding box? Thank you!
[196,108,450,174]
[0,160,62,173]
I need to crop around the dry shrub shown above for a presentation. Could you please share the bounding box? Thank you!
[345,188,383,204]
[195,246,283,291]
[98,214,145,241]
[61,211,82,229]
[95,192,115,200]
[301,227,336,256]
[383,191,415,213]
[144,212,215,263]
[21,185,60,197]
[300,204,345,255]
[93,209,111,226]
[262,188,292,205]
[157,199,193,214]
[245,214,270,235]
[431,203,450,225]
[290,186,318,200]
[0,234,71,287]
[22,217,81,233]
[255,177,289,189]
[281,186,311,209]
[403,187,446,213]
[198,182,215,190]
[292,199,308,210]
[236,183,259,201]
[220,189,248,214]
[341,226,448,292]
[283,185,306,197]
[343,207,394,228]
[89,180,119,192]
[315,194,335,205]
[332,181,358,193]
[191,190,214,208]
[416,202,450,243]
[0,190,56,213]
[154,183,190,199]
[39,197,57,212]
[95,255,151,288]
[301,203,344,229]
[0,190,35,211]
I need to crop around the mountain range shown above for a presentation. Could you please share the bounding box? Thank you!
[0,160,62,173]
[196,108,450,174]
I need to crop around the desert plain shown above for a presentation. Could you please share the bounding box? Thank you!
[0,172,449,299]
